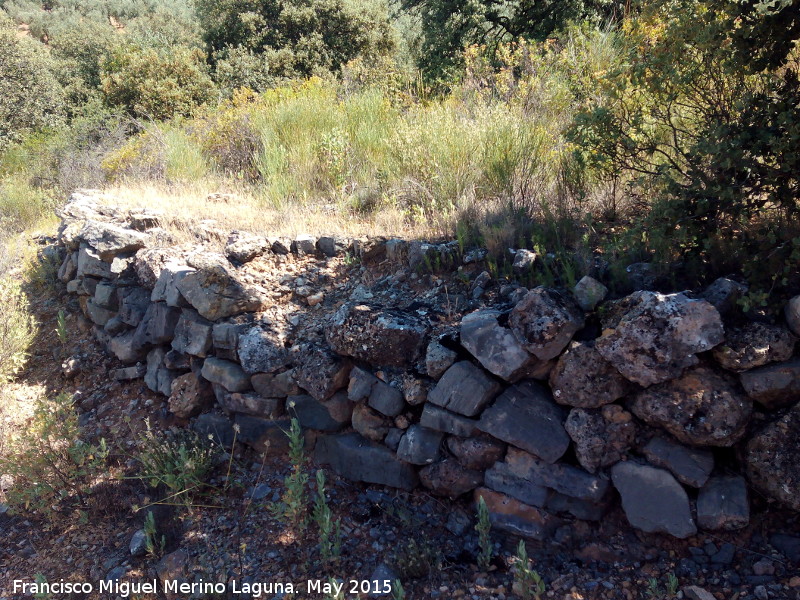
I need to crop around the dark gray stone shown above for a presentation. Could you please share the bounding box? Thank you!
[171,309,213,357]
[427,361,501,417]
[193,413,235,447]
[77,246,112,279]
[420,404,478,436]
[643,436,714,488]
[460,309,549,382]
[478,382,569,463]
[611,461,697,539]
[509,287,585,361]
[288,393,352,432]
[702,277,748,316]
[740,357,800,410]
[396,425,443,465]
[132,302,181,349]
[118,287,150,327]
[251,370,299,398]
[108,330,148,364]
[484,462,549,507]
[315,433,419,490]
[425,340,457,379]
[546,491,611,521]
[104,316,127,336]
[348,367,379,402]
[164,349,191,370]
[86,299,116,327]
[368,381,405,417]
[446,435,506,471]
[94,282,119,310]
[234,416,291,455]
[151,263,194,307]
[201,357,251,393]
[697,476,749,531]
[111,364,146,380]
[746,402,800,510]
[384,428,404,451]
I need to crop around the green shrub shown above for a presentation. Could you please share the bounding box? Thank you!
[197,0,396,79]
[0,18,66,153]
[270,417,309,531]
[0,393,108,515]
[101,42,215,120]
[134,421,220,506]
[0,275,36,382]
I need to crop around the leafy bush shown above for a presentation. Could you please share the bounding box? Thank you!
[0,393,108,515]
[101,42,215,120]
[571,0,800,305]
[197,0,396,79]
[0,275,36,382]
[0,18,66,152]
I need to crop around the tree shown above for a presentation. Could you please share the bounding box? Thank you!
[0,17,65,151]
[100,43,215,120]
[196,0,396,80]
[401,0,628,80]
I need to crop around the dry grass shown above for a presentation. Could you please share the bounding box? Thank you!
[100,181,448,243]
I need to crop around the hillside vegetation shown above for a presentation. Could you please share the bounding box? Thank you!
[1,0,799,309]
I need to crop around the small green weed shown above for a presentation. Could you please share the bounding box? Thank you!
[269,417,309,532]
[475,496,493,570]
[512,540,546,600]
[143,510,166,559]
[313,469,342,564]
[55,309,67,346]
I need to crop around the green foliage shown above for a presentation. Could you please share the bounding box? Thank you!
[0,275,36,382]
[0,18,66,153]
[196,0,396,80]
[571,0,800,305]
[143,510,166,558]
[0,393,108,515]
[391,580,406,600]
[392,536,441,579]
[55,310,67,346]
[402,0,627,81]
[270,417,309,531]
[313,469,342,564]
[100,42,215,120]
[134,421,220,506]
[513,540,546,600]
[475,496,493,570]
[645,573,678,599]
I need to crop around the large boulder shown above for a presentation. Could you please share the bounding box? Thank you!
[745,402,800,511]
[712,322,795,372]
[565,405,636,473]
[630,366,751,447]
[176,261,267,320]
[595,291,724,387]
[611,461,697,539]
[315,433,419,490]
[508,288,585,361]
[326,303,429,368]
[460,309,550,382]
[739,357,800,410]
[549,342,629,408]
[478,382,569,463]
[427,361,501,417]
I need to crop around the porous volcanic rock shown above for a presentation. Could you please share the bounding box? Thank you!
[739,357,800,410]
[508,287,585,361]
[630,366,751,447]
[168,372,213,419]
[564,405,636,473]
[326,303,429,368]
[595,291,724,387]
[419,459,483,497]
[712,322,795,372]
[237,325,289,374]
[745,402,800,511]
[549,341,629,408]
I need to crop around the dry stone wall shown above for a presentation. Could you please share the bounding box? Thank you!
[53,191,800,542]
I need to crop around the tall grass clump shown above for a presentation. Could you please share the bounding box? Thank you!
[0,274,36,383]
